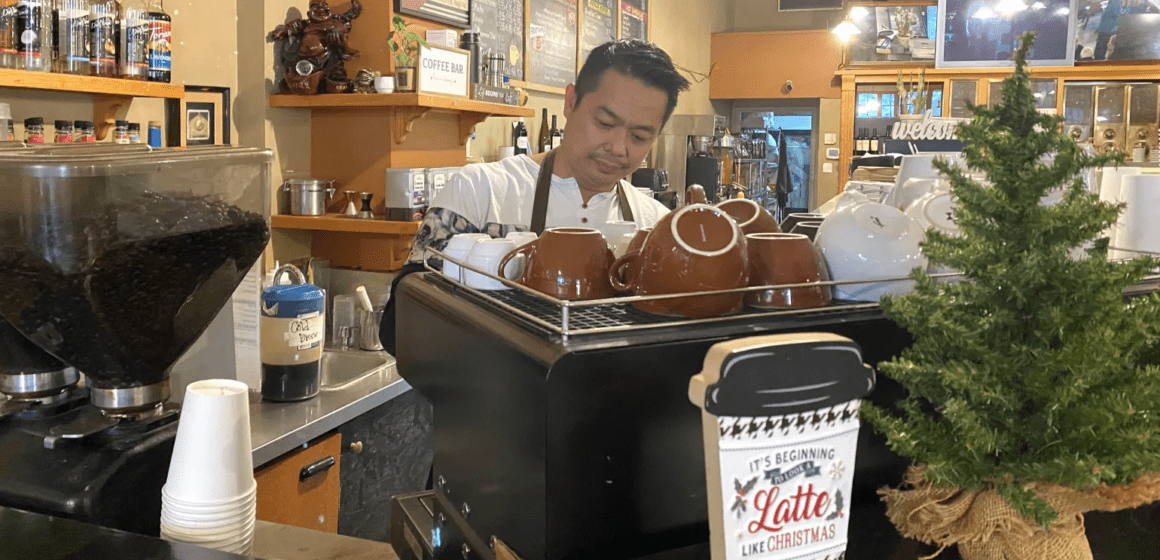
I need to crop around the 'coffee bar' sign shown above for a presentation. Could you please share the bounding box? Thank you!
[891,111,966,141]
[416,44,470,98]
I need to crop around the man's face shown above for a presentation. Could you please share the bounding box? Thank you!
[561,70,668,187]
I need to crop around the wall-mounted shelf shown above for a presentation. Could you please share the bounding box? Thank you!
[271,214,422,235]
[0,69,184,141]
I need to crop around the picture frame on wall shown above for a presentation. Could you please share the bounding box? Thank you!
[935,0,1077,67]
[396,0,470,29]
[1075,1,1160,62]
[165,85,231,147]
[845,3,939,65]
[779,0,843,11]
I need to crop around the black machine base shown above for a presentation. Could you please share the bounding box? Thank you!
[0,397,178,536]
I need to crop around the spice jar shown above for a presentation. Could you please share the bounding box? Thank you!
[113,119,130,144]
[24,117,45,144]
[74,120,96,143]
[147,120,162,147]
[128,122,141,143]
[53,120,74,143]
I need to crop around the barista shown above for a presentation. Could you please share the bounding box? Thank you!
[379,39,691,354]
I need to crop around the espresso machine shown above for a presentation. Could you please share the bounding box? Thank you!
[0,146,271,536]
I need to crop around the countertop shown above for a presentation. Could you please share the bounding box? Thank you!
[249,352,410,468]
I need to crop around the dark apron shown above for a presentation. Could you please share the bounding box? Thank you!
[529,150,634,235]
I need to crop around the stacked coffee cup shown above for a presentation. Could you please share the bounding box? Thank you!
[160,379,257,555]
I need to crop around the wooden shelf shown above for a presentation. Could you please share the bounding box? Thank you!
[272,214,423,234]
[0,68,184,98]
[269,92,534,117]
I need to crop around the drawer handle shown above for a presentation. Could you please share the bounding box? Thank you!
[299,456,336,481]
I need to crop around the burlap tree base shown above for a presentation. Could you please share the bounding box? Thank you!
[880,466,1160,560]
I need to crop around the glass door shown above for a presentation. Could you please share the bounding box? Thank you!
[733,107,816,218]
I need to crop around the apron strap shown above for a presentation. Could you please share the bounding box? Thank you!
[530,150,635,234]
[530,151,556,235]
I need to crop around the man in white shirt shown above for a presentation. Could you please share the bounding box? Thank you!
[380,39,690,354]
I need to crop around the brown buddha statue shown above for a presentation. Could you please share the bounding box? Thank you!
[270,0,363,94]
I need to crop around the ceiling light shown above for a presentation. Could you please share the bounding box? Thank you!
[832,17,861,43]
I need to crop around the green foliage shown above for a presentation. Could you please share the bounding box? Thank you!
[862,33,1160,527]
[387,15,428,68]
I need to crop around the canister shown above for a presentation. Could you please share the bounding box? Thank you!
[286,178,336,216]
[260,264,325,401]
[385,168,428,221]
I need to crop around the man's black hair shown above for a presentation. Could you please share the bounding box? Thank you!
[575,40,691,124]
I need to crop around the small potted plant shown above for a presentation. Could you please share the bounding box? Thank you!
[388,15,428,93]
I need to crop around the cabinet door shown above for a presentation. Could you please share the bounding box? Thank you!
[255,432,342,532]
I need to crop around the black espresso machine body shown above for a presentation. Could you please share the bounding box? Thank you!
[395,274,916,560]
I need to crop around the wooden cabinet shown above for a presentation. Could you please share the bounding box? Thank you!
[710,30,843,100]
[256,433,342,533]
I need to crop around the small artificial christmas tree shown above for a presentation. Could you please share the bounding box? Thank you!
[863,32,1160,557]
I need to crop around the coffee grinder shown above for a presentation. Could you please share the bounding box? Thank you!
[684,135,723,203]
[0,146,271,536]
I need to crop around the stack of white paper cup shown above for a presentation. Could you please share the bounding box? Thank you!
[160,379,257,555]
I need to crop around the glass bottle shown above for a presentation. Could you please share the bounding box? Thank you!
[127,121,140,143]
[0,0,17,68]
[53,119,73,142]
[24,116,44,143]
[14,0,51,71]
[537,108,550,154]
[88,0,114,76]
[112,118,129,143]
[144,0,167,82]
[146,119,160,147]
[74,119,95,142]
[117,0,147,79]
[549,115,562,150]
[55,0,89,74]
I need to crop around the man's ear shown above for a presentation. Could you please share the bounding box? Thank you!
[563,84,577,119]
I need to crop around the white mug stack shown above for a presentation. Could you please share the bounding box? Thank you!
[160,379,257,555]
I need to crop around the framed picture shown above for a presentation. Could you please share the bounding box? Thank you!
[165,85,231,147]
[416,44,470,97]
[935,0,1077,68]
[779,0,843,11]
[396,0,470,29]
[846,3,939,65]
[1075,2,1160,62]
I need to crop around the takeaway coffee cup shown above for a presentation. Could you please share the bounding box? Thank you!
[717,198,780,235]
[745,233,831,309]
[499,227,616,300]
[609,204,748,318]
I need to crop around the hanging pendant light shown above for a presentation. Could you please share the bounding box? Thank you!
[832,17,861,43]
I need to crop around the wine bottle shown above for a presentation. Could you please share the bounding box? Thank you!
[869,128,879,154]
[538,108,550,153]
[514,117,528,155]
[549,115,562,150]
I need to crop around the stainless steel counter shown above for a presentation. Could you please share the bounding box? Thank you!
[249,352,409,468]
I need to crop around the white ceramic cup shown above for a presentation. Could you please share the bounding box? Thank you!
[1118,174,1160,258]
[905,190,960,237]
[600,220,640,258]
[464,238,518,289]
[374,76,395,93]
[815,201,927,302]
[442,233,489,283]
[503,231,539,278]
[1099,165,1143,260]
[163,380,255,505]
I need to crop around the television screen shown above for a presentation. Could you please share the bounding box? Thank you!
[937,0,1077,67]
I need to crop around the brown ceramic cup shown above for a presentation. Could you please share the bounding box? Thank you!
[685,184,709,205]
[788,221,823,242]
[610,227,652,289]
[608,204,748,318]
[779,212,826,234]
[499,227,615,300]
[745,233,831,309]
[717,198,781,235]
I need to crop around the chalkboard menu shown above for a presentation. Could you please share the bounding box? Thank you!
[620,0,647,42]
[580,0,616,64]
[471,0,525,81]
[527,0,578,89]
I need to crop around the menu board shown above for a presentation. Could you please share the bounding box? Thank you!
[580,0,616,63]
[527,0,578,89]
[620,0,647,42]
[471,0,525,81]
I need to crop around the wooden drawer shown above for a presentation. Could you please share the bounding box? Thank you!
[255,433,342,533]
